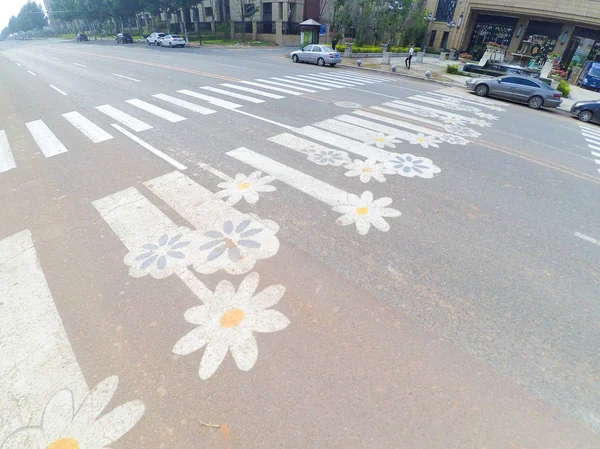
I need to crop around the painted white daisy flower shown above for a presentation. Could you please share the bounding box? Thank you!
[173,272,290,379]
[307,149,350,166]
[333,191,401,235]
[476,111,499,120]
[443,123,481,138]
[215,171,276,205]
[441,115,469,126]
[441,103,481,113]
[124,227,202,279]
[195,214,279,275]
[362,132,401,149]
[1,376,144,449]
[384,154,441,179]
[438,134,469,145]
[407,133,441,148]
[411,109,440,118]
[343,158,393,183]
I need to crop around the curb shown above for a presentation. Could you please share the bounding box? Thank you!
[336,63,463,89]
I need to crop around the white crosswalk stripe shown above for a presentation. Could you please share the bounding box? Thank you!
[0,130,16,173]
[296,125,390,160]
[271,77,331,90]
[286,75,347,88]
[219,83,285,99]
[255,79,317,93]
[178,89,242,109]
[578,125,600,176]
[25,120,68,158]
[240,80,303,95]
[126,99,187,123]
[303,73,364,86]
[200,86,265,103]
[96,104,153,132]
[63,111,113,143]
[294,74,355,87]
[227,146,352,207]
[321,73,374,84]
[351,110,448,137]
[152,94,217,115]
[268,132,336,158]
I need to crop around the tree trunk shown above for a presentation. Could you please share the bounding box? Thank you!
[180,8,189,43]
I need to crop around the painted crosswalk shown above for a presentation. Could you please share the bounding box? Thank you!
[62,111,113,143]
[577,123,600,176]
[26,119,69,157]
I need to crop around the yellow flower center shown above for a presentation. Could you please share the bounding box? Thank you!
[237,182,251,190]
[417,137,426,142]
[47,439,79,449]
[362,167,373,173]
[356,207,369,216]
[220,308,245,328]
[375,137,385,143]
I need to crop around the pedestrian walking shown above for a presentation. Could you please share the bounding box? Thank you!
[406,44,414,69]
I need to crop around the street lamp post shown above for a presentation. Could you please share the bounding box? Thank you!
[445,20,457,52]
[420,12,435,54]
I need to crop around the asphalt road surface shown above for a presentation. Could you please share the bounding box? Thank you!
[1,38,599,449]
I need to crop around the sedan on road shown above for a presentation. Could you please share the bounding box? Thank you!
[570,100,600,123]
[146,32,165,45]
[116,32,133,44]
[290,45,342,67]
[466,75,563,109]
[159,34,186,48]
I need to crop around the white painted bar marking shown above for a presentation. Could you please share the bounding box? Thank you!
[49,84,67,95]
[96,104,153,132]
[271,76,330,90]
[284,75,345,88]
[28,70,36,76]
[62,111,113,143]
[152,94,216,115]
[200,86,265,103]
[25,120,68,157]
[72,62,87,67]
[256,79,317,92]
[178,89,242,109]
[220,83,285,99]
[126,98,187,123]
[240,80,303,95]
[113,73,141,82]
[574,231,600,246]
[0,130,16,173]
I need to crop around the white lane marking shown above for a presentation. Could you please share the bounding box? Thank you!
[349,87,400,98]
[434,89,507,107]
[96,104,153,132]
[15,62,21,67]
[271,76,330,90]
[113,73,141,82]
[357,108,447,137]
[255,79,317,93]
[152,94,217,115]
[208,61,248,69]
[427,91,502,110]
[283,75,344,88]
[200,86,265,103]
[582,132,600,143]
[240,80,303,95]
[126,98,187,123]
[269,132,335,157]
[49,84,67,95]
[574,231,600,246]
[328,72,388,82]
[232,108,296,130]
[579,124,600,135]
[595,159,600,165]
[111,123,186,170]
[72,62,87,67]
[591,151,600,157]
[197,161,233,181]
[370,106,447,129]
[587,143,600,151]
[52,57,60,60]
[0,230,89,444]
[227,147,352,207]
[25,120,68,157]
[62,111,113,143]
[324,115,423,142]
[0,130,16,173]
[295,125,390,160]
[178,89,242,109]
[220,83,285,99]
[296,74,357,87]
[309,73,366,85]
[27,70,36,76]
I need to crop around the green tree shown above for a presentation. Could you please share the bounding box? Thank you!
[0,26,10,40]
[16,2,48,32]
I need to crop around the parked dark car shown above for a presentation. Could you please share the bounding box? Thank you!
[578,62,600,92]
[116,32,133,44]
[571,100,600,123]
[76,33,88,42]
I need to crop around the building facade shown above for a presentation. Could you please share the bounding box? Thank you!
[425,0,600,68]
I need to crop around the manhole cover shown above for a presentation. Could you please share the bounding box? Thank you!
[334,101,361,109]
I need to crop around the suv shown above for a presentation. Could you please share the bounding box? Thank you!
[146,32,165,45]
[76,33,88,42]
[116,32,133,44]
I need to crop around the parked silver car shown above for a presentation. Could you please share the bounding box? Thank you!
[290,45,342,67]
[465,74,563,109]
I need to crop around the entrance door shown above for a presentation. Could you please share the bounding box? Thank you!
[441,31,449,50]
[561,36,581,69]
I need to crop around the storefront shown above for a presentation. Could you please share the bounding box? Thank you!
[466,14,518,60]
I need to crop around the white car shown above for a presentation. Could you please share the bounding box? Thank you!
[146,32,165,45]
[159,34,186,48]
